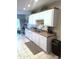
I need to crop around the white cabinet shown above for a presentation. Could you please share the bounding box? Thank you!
[31,32,40,46]
[29,9,58,26]
[28,31,32,40]
[25,29,29,38]
[31,32,34,41]
[25,28,54,52]
[39,35,47,51]
[25,29,32,40]
[34,33,40,46]
[25,29,30,39]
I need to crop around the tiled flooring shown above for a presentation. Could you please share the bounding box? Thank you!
[17,35,58,59]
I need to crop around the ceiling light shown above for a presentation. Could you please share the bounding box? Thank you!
[35,0,38,2]
[23,8,26,10]
[28,4,30,7]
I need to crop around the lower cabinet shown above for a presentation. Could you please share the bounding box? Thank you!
[25,29,32,39]
[25,29,29,38]
[25,29,54,52]
[34,33,40,46]
[39,35,47,51]
[32,32,35,42]
[29,31,32,40]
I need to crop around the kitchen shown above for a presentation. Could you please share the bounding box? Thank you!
[17,0,61,59]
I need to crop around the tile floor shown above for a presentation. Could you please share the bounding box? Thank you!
[17,35,58,59]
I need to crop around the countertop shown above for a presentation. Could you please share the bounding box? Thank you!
[25,28,56,38]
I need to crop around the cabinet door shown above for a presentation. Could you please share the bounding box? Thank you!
[28,31,32,40]
[27,31,30,38]
[39,36,47,51]
[34,33,39,46]
[30,32,34,41]
[25,29,28,37]
[32,32,35,42]
[25,29,31,39]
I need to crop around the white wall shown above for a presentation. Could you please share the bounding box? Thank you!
[17,10,31,15]
[48,1,61,40]
[48,1,61,9]
[17,11,26,14]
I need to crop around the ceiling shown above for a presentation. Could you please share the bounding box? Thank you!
[17,0,59,12]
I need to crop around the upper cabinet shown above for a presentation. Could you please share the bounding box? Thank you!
[28,9,58,26]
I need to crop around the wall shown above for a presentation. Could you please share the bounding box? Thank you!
[17,10,31,15]
[48,1,61,40]
[48,1,61,9]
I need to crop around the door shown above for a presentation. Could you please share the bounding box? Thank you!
[39,35,47,51]
[34,33,39,46]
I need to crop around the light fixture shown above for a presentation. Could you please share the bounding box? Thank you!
[28,4,30,7]
[35,0,38,2]
[23,8,26,10]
